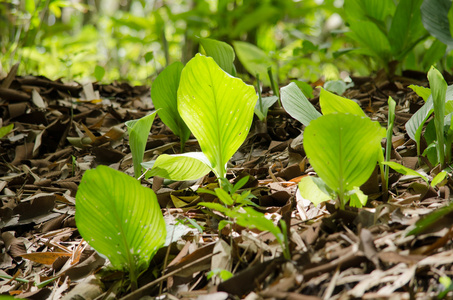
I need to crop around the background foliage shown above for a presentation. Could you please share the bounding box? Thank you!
[1,0,453,84]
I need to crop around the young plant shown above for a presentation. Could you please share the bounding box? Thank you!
[299,113,385,209]
[198,177,290,260]
[383,96,397,198]
[343,0,430,72]
[151,62,190,153]
[75,166,166,290]
[254,73,278,121]
[406,66,453,167]
[142,54,257,181]
[126,111,158,178]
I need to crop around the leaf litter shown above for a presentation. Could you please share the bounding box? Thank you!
[0,67,453,299]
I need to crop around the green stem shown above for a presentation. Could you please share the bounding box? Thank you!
[267,67,281,107]
[256,73,263,114]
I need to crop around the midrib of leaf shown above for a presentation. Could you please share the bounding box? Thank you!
[338,124,345,206]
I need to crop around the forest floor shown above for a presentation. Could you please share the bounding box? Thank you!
[1,64,452,300]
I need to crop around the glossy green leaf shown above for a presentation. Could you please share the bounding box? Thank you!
[381,161,429,182]
[421,0,453,46]
[254,96,278,121]
[200,38,235,75]
[151,62,190,152]
[0,124,14,139]
[429,66,448,166]
[388,0,426,59]
[126,111,158,178]
[75,166,166,286]
[320,88,365,116]
[233,41,276,86]
[298,176,332,207]
[304,113,385,205]
[143,152,212,181]
[280,82,321,126]
[408,85,431,101]
[177,54,257,178]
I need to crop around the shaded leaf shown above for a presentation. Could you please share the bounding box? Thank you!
[281,82,321,126]
[200,38,235,75]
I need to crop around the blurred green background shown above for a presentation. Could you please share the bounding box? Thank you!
[1,0,452,85]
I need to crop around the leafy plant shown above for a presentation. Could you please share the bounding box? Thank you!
[280,82,321,126]
[151,62,190,153]
[300,113,386,209]
[126,111,158,179]
[343,0,429,72]
[254,73,278,121]
[75,166,166,290]
[198,177,290,260]
[383,97,397,197]
[143,54,257,181]
[406,66,453,166]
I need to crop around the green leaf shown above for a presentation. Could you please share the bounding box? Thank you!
[348,188,368,208]
[177,54,257,178]
[291,80,314,99]
[94,65,105,82]
[323,80,353,96]
[200,38,235,75]
[298,176,332,207]
[381,161,429,182]
[428,66,448,166]
[344,0,395,23]
[304,113,385,205]
[280,82,321,126]
[75,166,166,286]
[233,41,276,87]
[126,111,158,178]
[388,0,426,60]
[320,88,365,116]
[143,152,212,181]
[422,39,447,71]
[421,0,453,46]
[144,51,154,63]
[0,124,14,139]
[254,96,278,121]
[405,97,434,155]
[346,20,392,65]
[151,62,190,151]
[408,85,431,101]
[431,170,448,187]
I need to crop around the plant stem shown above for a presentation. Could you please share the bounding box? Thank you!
[267,67,281,107]
[256,73,263,113]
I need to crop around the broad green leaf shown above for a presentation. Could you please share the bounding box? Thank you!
[428,66,447,166]
[450,2,453,38]
[126,111,158,178]
[177,54,257,178]
[0,124,14,139]
[75,166,166,286]
[421,0,453,46]
[291,80,314,99]
[381,161,429,182]
[344,0,395,23]
[388,0,426,60]
[323,80,353,96]
[304,113,385,202]
[233,41,276,86]
[200,38,235,75]
[143,152,212,181]
[320,88,365,116]
[280,82,321,126]
[408,85,431,101]
[298,176,332,207]
[151,62,190,152]
[346,20,392,64]
[255,96,278,121]
[431,170,448,187]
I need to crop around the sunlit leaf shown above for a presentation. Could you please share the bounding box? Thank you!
[0,124,14,139]
[143,152,212,181]
[304,113,385,205]
[75,166,166,286]
[151,62,190,151]
[281,82,321,126]
[177,54,257,178]
[320,88,365,116]
[94,65,105,82]
[408,85,431,101]
[126,111,158,178]
[298,176,332,207]
[431,171,448,187]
